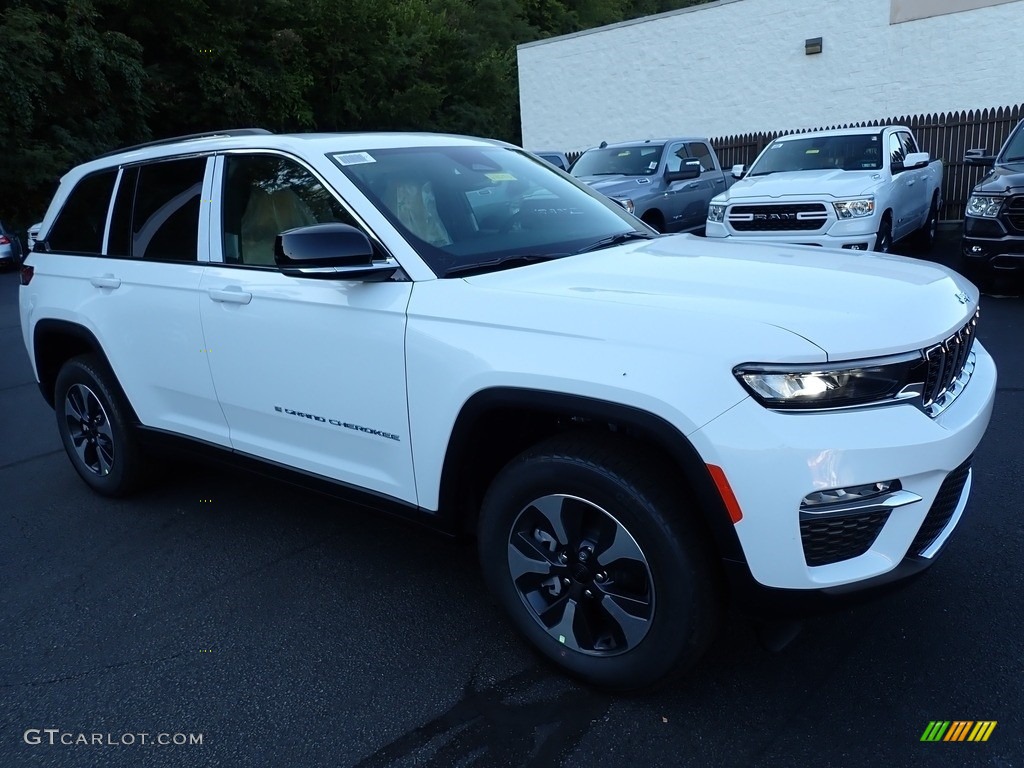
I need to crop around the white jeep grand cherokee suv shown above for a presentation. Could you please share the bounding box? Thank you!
[19,129,996,691]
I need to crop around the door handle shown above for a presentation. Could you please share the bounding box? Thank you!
[686,182,701,189]
[906,179,915,186]
[208,287,252,305]
[90,275,121,289]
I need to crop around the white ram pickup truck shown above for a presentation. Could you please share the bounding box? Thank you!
[705,126,943,253]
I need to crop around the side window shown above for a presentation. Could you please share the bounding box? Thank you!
[47,170,118,255]
[133,158,206,261]
[900,132,919,156]
[222,154,356,266]
[665,142,687,173]
[888,133,905,166]
[687,142,716,172]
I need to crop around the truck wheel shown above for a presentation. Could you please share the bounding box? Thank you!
[874,214,893,253]
[914,196,939,253]
[478,433,722,691]
[641,210,664,233]
[54,354,149,497]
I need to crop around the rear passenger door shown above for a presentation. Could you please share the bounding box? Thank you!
[199,152,417,503]
[43,157,229,445]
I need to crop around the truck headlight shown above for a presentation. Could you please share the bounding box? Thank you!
[734,352,927,410]
[833,198,875,219]
[707,203,726,222]
[966,195,1003,218]
[612,198,635,215]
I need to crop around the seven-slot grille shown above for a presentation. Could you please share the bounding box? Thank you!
[1006,195,1024,232]
[728,203,829,232]
[922,310,979,411]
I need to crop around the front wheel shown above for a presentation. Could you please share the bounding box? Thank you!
[874,213,893,253]
[914,196,939,252]
[478,434,722,691]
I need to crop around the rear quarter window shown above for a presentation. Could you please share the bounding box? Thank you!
[47,170,118,255]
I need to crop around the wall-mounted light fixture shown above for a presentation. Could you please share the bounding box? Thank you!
[805,37,823,55]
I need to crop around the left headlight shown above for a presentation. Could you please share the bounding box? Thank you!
[833,198,875,219]
[707,203,726,222]
[734,352,927,410]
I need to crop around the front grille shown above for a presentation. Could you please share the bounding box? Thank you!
[922,311,979,411]
[729,203,828,232]
[800,509,892,566]
[909,457,972,555]
[1006,195,1024,232]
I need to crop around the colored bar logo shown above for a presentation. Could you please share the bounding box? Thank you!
[921,721,996,742]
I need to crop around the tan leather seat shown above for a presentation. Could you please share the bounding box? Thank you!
[239,187,318,265]
[386,179,451,246]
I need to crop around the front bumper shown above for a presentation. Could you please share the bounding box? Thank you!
[962,216,1024,273]
[690,340,996,603]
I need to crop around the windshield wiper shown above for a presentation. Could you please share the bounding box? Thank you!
[748,170,776,176]
[444,253,567,278]
[1003,155,1024,162]
[575,230,658,254]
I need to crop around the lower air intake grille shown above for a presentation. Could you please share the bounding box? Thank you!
[910,457,972,555]
[801,510,892,566]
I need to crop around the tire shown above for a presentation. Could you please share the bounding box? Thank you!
[478,433,722,691]
[54,354,149,497]
[914,196,939,253]
[641,210,664,233]
[874,213,893,253]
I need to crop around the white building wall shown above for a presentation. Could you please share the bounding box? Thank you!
[517,0,1024,151]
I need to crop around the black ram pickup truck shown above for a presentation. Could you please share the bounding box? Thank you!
[963,118,1024,288]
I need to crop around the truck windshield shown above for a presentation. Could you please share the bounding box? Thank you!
[748,134,884,175]
[332,145,641,277]
[999,122,1024,162]
[571,145,665,177]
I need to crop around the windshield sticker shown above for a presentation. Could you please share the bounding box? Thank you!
[805,149,820,154]
[617,151,631,157]
[334,152,376,166]
[648,161,658,170]
[485,172,516,182]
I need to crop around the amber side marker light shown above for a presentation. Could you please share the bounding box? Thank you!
[707,464,743,524]
[20,264,34,286]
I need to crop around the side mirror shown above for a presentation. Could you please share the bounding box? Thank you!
[665,159,701,183]
[274,223,397,281]
[903,151,930,170]
[964,148,996,167]
[731,164,746,179]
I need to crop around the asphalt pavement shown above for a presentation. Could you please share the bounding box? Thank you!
[1,234,1021,768]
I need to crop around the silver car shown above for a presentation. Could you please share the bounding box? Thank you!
[0,221,24,270]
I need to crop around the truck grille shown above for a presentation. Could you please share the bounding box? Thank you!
[728,203,829,232]
[922,310,979,413]
[800,509,891,566]
[1006,195,1024,232]
[909,457,972,555]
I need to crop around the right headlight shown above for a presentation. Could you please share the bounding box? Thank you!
[965,195,1003,218]
[707,203,726,222]
[612,197,635,215]
[734,352,927,410]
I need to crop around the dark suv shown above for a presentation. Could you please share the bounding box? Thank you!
[962,118,1024,288]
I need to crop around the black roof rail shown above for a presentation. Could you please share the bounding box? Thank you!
[96,128,273,159]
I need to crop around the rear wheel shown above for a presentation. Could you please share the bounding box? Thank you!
[54,354,149,497]
[914,196,939,252]
[478,434,722,691]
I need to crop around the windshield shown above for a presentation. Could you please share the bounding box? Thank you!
[999,121,1024,162]
[570,145,665,177]
[748,133,884,175]
[332,145,641,277]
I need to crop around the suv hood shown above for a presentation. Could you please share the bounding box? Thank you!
[463,235,977,360]
[972,162,1024,194]
[575,175,657,197]
[721,170,881,201]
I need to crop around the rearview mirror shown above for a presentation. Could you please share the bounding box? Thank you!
[274,223,397,281]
